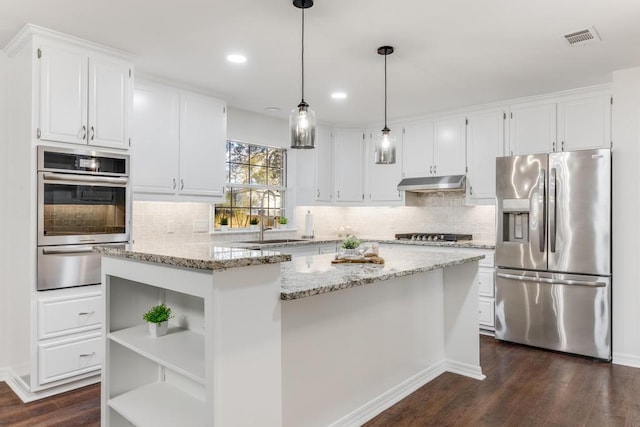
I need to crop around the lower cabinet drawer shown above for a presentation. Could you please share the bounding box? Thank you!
[38,293,102,339]
[478,298,495,327]
[38,333,102,385]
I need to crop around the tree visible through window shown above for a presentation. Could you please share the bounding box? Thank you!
[214,140,286,229]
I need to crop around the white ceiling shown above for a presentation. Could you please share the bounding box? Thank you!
[2,0,640,126]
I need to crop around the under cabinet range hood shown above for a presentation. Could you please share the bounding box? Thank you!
[397,175,466,193]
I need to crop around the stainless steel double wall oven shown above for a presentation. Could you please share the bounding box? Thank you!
[37,146,130,290]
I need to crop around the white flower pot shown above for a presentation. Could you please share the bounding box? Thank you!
[148,321,168,337]
[219,225,228,231]
[251,225,258,231]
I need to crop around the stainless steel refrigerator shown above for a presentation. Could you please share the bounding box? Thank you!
[495,148,612,360]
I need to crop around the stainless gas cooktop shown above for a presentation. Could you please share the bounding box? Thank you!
[395,233,473,242]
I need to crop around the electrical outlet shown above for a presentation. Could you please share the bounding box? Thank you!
[193,219,209,233]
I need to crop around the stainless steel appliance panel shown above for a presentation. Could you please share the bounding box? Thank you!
[37,244,121,291]
[495,269,611,360]
[495,154,547,271]
[547,149,611,276]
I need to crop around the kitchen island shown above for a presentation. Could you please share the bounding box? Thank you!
[97,243,484,427]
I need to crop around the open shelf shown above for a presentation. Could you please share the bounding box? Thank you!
[109,382,205,427]
[109,325,205,384]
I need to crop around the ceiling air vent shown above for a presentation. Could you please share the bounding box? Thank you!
[564,27,601,46]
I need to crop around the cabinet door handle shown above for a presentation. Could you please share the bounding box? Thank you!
[429,165,433,174]
[180,179,184,190]
[317,189,320,198]
[337,190,340,199]
[561,141,565,151]
[172,178,176,190]
[78,311,95,316]
[552,141,556,152]
[80,125,87,140]
[470,186,473,195]
[79,352,96,358]
[90,126,95,141]
[434,165,437,175]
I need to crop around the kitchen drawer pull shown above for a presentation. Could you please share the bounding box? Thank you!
[79,352,96,358]
[43,172,128,186]
[496,272,606,288]
[78,311,95,316]
[42,247,95,255]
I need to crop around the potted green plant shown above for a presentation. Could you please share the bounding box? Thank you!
[279,216,288,229]
[341,235,361,255]
[249,217,259,230]
[219,216,229,231]
[142,303,173,337]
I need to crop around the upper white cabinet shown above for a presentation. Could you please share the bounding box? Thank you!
[401,121,434,178]
[508,100,557,155]
[466,108,505,203]
[334,129,364,202]
[132,82,227,202]
[38,42,132,149]
[316,125,334,202]
[402,117,465,178]
[557,92,611,152]
[365,129,402,202]
[433,116,466,176]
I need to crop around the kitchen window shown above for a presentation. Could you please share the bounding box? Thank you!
[214,140,286,229]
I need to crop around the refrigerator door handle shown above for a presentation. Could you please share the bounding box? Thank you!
[538,169,546,253]
[549,167,557,253]
[496,272,607,288]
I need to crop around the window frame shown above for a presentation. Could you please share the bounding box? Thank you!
[214,139,287,229]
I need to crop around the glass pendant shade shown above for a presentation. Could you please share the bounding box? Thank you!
[290,101,316,149]
[375,127,396,164]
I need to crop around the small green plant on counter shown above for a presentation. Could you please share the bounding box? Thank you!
[219,217,229,226]
[341,235,361,249]
[142,303,173,324]
[279,216,288,225]
[249,217,259,225]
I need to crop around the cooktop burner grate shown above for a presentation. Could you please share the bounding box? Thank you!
[395,233,473,242]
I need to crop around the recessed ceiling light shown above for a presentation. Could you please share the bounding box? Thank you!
[227,54,247,64]
[264,107,281,113]
[331,92,347,100]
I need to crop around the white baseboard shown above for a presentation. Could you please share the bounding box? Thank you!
[613,352,640,368]
[328,361,447,427]
[446,359,486,380]
[3,368,100,403]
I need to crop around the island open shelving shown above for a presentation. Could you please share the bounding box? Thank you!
[99,247,287,427]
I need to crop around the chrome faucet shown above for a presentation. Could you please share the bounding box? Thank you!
[259,190,276,241]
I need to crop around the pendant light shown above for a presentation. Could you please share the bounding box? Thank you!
[375,46,396,164]
[290,0,316,149]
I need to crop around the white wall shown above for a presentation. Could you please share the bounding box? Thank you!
[0,50,8,369]
[611,67,640,367]
[227,107,288,148]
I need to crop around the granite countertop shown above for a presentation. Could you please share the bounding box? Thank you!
[226,238,495,251]
[280,244,484,300]
[94,243,291,271]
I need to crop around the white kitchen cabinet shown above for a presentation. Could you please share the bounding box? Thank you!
[466,108,505,203]
[132,82,227,202]
[508,100,556,155]
[557,92,611,151]
[334,128,365,202]
[316,125,334,202]
[366,129,403,202]
[433,116,466,176]
[38,41,132,149]
[401,117,465,178]
[401,120,434,178]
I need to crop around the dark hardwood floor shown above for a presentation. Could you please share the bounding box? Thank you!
[1,336,639,426]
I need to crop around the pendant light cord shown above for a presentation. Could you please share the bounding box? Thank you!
[301,7,305,103]
[384,52,387,128]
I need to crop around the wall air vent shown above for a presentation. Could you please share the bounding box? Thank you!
[564,27,601,46]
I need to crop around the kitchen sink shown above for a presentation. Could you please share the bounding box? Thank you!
[238,239,309,244]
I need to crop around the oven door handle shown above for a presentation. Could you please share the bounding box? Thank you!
[42,172,128,186]
[42,247,96,255]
